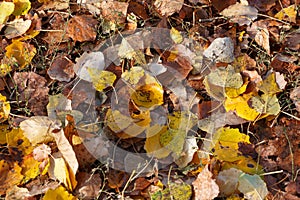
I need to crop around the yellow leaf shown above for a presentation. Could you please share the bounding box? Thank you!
[121,66,145,85]
[5,40,36,69]
[224,93,260,121]
[106,109,147,138]
[87,69,116,92]
[0,2,14,24]
[0,63,12,77]
[274,5,296,23]
[0,94,10,122]
[21,155,41,183]
[258,72,281,95]
[170,27,183,44]
[131,83,164,108]
[131,109,151,127]
[144,125,172,159]
[12,0,31,16]
[4,128,33,155]
[222,157,264,175]
[212,127,250,162]
[48,153,77,191]
[43,185,77,200]
[0,161,24,195]
[225,81,248,98]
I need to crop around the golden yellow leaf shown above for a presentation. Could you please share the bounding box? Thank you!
[131,83,164,108]
[170,27,183,44]
[106,109,148,138]
[43,185,77,200]
[274,5,296,23]
[21,155,41,183]
[222,157,263,175]
[0,2,14,24]
[131,109,151,127]
[212,127,250,162]
[144,125,172,159]
[4,128,33,155]
[121,66,144,85]
[5,40,36,69]
[224,93,260,121]
[0,94,10,123]
[87,69,116,92]
[0,160,24,195]
[225,81,248,98]
[0,63,12,77]
[12,0,31,16]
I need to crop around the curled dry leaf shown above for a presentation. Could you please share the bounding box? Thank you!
[66,15,98,42]
[47,56,74,82]
[220,2,258,26]
[192,164,219,200]
[153,0,184,16]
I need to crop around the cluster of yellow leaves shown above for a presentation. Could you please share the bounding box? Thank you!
[204,65,282,121]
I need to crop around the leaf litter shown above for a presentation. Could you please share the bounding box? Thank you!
[0,0,299,199]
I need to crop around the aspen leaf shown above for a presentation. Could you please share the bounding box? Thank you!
[21,155,42,183]
[238,173,268,200]
[224,93,260,121]
[250,94,280,116]
[0,94,10,122]
[121,66,145,85]
[4,19,31,39]
[259,72,281,95]
[87,69,116,92]
[274,5,296,23]
[222,157,263,175]
[216,168,242,196]
[43,185,77,200]
[144,125,172,159]
[225,81,248,98]
[151,182,192,200]
[175,137,198,168]
[5,40,36,69]
[105,109,149,138]
[0,2,14,24]
[12,0,31,16]
[131,83,164,108]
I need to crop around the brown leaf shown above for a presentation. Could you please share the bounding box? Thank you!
[12,72,49,115]
[284,29,300,51]
[247,0,276,12]
[66,15,98,42]
[211,0,236,12]
[47,56,74,82]
[100,1,128,23]
[290,87,300,112]
[270,54,300,73]
[192,164,219,200]
[128,1,149,20]
[153,0,184,17]
[75,172,102,199]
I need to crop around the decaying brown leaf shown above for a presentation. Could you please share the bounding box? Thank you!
[67,15,98,42]
[47,55,74,82]
[290,87,300,112]
[153,0,184,17]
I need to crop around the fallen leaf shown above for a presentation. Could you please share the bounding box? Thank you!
[211,0,236,12]
[250,94,280,116]
[254,28,270,54]
[238,173,268,200]
[274,5,297,23]
[192,164,219,200]
[121,66,145,85]
[73,51,105,82]
[259,72,282,95]
[0,63,12,77]
[220,2,258,26]
[75,172,102,199]
[0,161,24,195]
[43,185,76,200]
[47,56,74,82]
[33,144,51,162]
[151,182,192,200]
[0,2,14,24]
[38,0,69,10]
[216,168,242,196]
[5,186,31,200]
[47,93,72,119]
[20,116,60,146]
[4,18,31,39]
[67,15,98,42]
[284,29,300,51]
[21,155,42,183]
[0,94,10,122]
[99,0,128,23]
[12,0,31,16]
[153,0,184,16]
[87,69,116,92]
[5,40,36,69]
[203,37,234,63]
[48,152,77,191]
[170,27,183,44]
